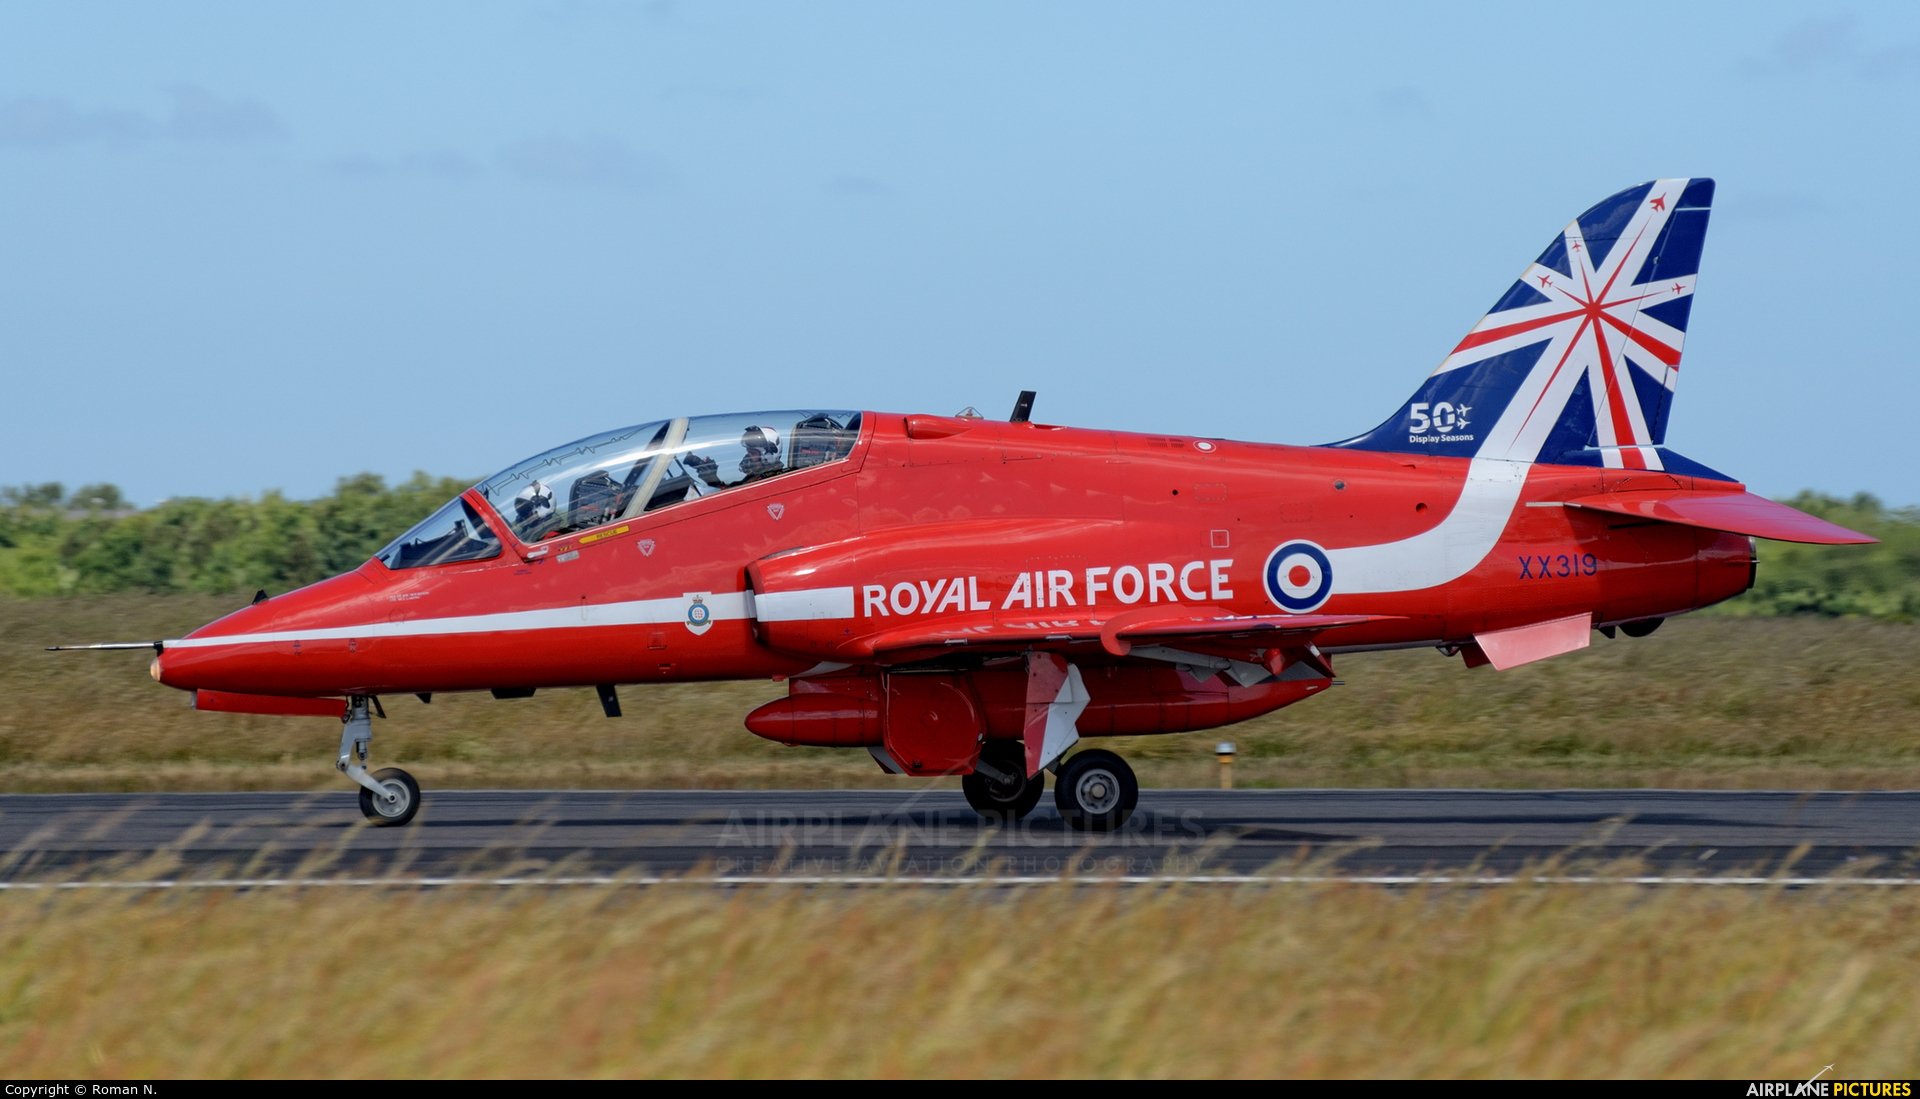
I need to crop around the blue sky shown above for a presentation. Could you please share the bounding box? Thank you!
[3,1,1916,508]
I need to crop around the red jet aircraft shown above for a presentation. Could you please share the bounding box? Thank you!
[61,178,1872,830]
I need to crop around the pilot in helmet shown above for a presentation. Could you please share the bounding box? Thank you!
[690,425,784,488]
[739,425,781,476]
[513,480,556,537]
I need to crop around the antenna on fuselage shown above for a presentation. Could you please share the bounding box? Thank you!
[1009,390,1036,423]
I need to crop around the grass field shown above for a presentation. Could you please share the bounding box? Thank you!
[1,874,1916,1078]
[5,593,1919,791]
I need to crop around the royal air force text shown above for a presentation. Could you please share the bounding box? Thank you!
[860,560,1234,618]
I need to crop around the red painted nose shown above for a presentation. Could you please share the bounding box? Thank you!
[154,569,380,694]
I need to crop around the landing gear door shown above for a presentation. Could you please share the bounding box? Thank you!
[881,673,985,777]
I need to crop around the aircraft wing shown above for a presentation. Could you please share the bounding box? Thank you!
[1093,608,1398,656]
[845,607,1398,662]
[1558,490,1875,545]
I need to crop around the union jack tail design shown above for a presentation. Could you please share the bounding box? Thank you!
[1331,179,1715,472]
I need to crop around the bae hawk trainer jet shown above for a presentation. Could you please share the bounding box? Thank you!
[58,179,1872,831]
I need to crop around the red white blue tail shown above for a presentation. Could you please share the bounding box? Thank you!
[1331,179,1717,473]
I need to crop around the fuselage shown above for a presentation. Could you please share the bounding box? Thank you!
[154,410,1753,700]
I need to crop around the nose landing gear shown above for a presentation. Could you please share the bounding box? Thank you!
[339,695,421,826]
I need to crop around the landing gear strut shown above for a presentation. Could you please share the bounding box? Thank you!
[961,740,1045,823]
[339,695,421,827]
[1054,749,1138,832]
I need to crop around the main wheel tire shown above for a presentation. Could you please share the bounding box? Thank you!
[1053,749,1138,833]
[962,743,1045,823]
[358,766,421,827]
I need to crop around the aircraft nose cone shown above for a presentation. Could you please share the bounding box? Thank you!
[156,569,379,693]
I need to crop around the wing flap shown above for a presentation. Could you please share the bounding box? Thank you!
[1561,490,1874,545]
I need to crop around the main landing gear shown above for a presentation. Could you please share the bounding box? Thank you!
[339,695,421,827]
[1054,749,1138,833]
[961,740,1046,823]
[961,742,1139,832]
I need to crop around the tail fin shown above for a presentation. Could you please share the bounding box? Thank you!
[1330,178,1715,472]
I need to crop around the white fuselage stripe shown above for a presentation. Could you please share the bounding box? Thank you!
[1322,457,1528,594]
[754,586,855,623]
[165,587,855,649]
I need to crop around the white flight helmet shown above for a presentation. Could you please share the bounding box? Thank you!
[513,480,555,528]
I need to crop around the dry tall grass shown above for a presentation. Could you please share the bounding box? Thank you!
[1,875,1916,1078]
[6,594,1919,790]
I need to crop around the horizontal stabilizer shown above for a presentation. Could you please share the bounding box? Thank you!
[1560,490,1874,545]
[1471,612,1593,671]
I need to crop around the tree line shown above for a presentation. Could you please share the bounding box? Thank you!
[0,474,469,598]
[1729,491,1920,620]
[1,479,1914,619]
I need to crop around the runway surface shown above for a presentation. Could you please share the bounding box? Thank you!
[3,788,1918,883]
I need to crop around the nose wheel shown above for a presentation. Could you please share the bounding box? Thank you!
[1054,749,1137,832]
[358,766,421,827]
[339,696,423,827]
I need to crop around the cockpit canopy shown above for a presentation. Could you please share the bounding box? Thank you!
[376,409,861,570]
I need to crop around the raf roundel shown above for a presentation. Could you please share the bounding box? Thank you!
[1264,540,1334,613]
